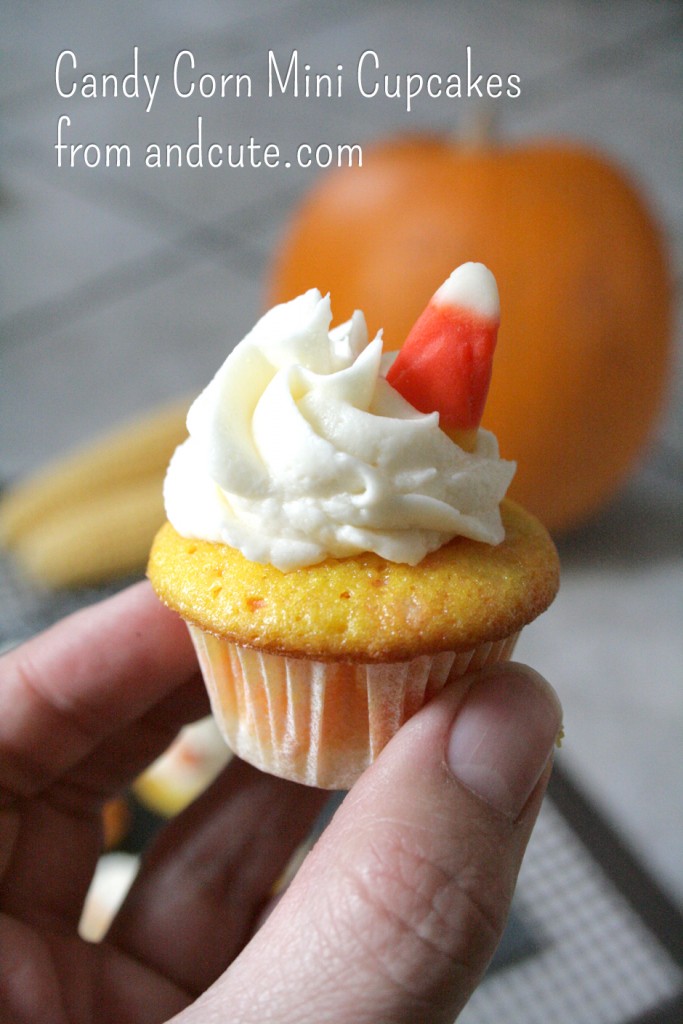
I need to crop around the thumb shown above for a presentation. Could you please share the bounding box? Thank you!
[183,663,562,1024]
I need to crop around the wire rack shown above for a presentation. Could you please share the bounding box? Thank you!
[463,766,683,1024]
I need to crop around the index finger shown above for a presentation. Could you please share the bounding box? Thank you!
[0,580,199,801]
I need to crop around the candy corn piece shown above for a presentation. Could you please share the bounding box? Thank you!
[386,263,500,452]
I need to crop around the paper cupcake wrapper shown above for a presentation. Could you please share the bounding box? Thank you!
[187,625,519,790]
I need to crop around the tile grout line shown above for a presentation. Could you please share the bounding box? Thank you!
[3,1,680,347]
[514,9,683,113]
[0,127,307,348]
[0,0,374,342]
[0,221,268,351]
[0,0,368,113]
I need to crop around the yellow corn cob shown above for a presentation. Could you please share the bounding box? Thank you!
[0,399,190,545]
[11,475,167,588]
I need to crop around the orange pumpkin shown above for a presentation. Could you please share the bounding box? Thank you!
[268,136,672,532]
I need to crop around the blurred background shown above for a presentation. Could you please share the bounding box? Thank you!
[1,1,682,1018]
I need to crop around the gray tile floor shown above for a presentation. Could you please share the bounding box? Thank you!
[2,0,682,909]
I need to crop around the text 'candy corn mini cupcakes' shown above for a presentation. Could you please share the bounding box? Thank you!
[148,263,559,789]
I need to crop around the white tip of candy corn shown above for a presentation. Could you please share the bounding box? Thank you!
[432,263,500,321]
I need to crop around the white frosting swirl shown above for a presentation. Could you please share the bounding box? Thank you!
[164,289,515,571]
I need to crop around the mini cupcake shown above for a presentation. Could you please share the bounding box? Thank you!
[148,264,559,789]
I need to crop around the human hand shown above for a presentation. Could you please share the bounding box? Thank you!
[0,581,561,1024]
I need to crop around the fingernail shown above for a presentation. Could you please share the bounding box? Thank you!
[446,665,563,819]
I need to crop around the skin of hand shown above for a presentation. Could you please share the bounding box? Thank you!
[0,581,562,1024]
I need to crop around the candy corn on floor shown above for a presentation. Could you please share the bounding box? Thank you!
[1,3,682,1021]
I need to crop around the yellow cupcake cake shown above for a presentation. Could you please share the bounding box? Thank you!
[148,263,559,789]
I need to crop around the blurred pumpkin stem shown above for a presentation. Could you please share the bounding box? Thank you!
[461,102,498,149]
